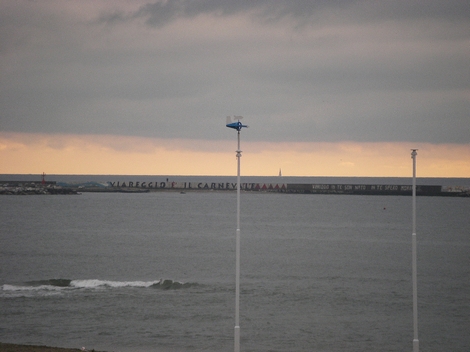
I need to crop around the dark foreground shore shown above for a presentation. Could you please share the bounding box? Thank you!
[0,344,103,352]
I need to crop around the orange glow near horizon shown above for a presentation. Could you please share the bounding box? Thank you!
[1,132,469,177]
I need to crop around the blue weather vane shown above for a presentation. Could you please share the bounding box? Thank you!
[226,116,248,131]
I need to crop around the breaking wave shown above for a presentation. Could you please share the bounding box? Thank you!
[1,278,193,297]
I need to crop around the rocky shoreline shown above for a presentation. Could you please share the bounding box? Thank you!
[0,186,79,195]
[0,343,102,352]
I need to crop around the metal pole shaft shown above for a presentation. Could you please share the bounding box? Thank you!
[234,131,241,352]
[411,149,419,352]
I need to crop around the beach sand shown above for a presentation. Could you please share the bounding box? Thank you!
[0,343,103,352]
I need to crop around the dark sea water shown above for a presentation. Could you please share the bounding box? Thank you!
[1,176,469,351]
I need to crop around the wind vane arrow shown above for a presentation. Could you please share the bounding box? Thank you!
[226,116,248,131]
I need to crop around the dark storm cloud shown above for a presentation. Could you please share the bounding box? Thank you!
[102,0,470,27]
[1,0,469,144]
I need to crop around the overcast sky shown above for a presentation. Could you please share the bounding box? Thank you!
[1,0,469,176]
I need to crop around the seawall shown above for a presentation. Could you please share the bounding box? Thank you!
[104,181,469,196]
[2,179,469,197]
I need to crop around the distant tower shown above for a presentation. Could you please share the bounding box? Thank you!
[278,168,282,177]
[41,172,46,185]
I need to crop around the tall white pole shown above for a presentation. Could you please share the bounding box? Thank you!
[234,130,241,352]
[226,116,246,352]
[411,149,419,352]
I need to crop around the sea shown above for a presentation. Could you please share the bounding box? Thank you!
[1,175,469,352]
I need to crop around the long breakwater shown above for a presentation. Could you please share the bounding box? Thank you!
[94,180,469,196]
[2,179,469,196]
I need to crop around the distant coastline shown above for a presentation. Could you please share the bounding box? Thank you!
[2,173,470,185]
[1,175,469,197]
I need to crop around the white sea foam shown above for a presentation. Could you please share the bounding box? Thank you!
[70,279,160,289]
[2,280,161,294]
[2,284,62,292]
[1,280,164,298]
[1,284,63,298]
